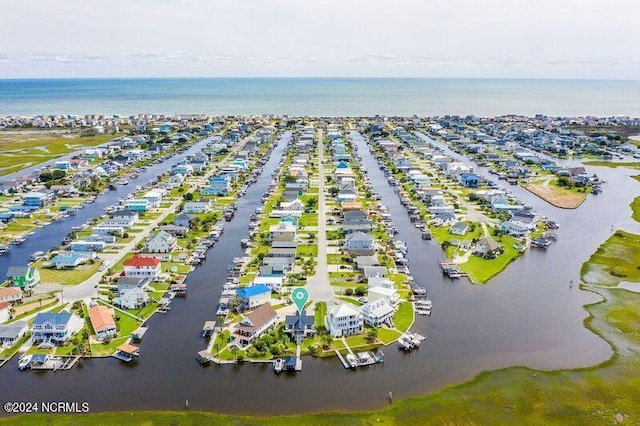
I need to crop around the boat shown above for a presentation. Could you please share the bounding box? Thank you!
[18,354,33,370]
[274,358,285,373]
[29,251,45,262]
[345,353,358,368]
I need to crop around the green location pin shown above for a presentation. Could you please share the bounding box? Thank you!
[291,287,309,314]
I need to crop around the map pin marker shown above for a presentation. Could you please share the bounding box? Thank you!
[291,287,309,315]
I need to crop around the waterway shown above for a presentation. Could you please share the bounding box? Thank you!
[0,128,633,416]
[0,136,215,278]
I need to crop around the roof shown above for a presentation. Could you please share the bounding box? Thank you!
[174,212,195,222]
[237,284,271,299]
[0,321,27,339]
[329,303,360,319]
[285,311,315,331]
[345,231,374,242]
[361,299,394,318]
[110,209,138,217]
[32,312,73,327]
[0,287,22,298]
[238,303,278,332]
[0,301,10,310]
[123,255,161,267]
[477,236,500,251]
[88,305,116,333]
[116,276,149,286]
[117,343,140,355]
[6,266,30,278]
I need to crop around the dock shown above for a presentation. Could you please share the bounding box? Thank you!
[29,355,79,371]
[439,261,469,278]
[196,350,212,365]
[201,321,216,338]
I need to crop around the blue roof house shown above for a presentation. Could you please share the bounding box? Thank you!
[236,284,272,311]
[31,312,84,345]
[459,173,481,188]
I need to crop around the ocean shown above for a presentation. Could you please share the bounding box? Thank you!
[1,78,640,117]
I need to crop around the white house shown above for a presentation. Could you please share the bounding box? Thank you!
[236,284,272,310]
[144,230,177,253]
[113,287,149,310]
[107,210,139,227]
[31,312,84,345]
[360,299,395,327]
[251,276,284,293]
[325,304,363,337]
[123,256,162,279]
[269,222,297,242]
[183,201,211,214]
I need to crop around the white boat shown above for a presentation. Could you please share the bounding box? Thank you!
[274,358,284,373]
[29,251,45,262]
[346,353,358,368]
[17,354,32,370]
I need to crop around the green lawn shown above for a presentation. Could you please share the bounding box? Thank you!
[296,244,318,257]
[314,302,326,328]
[377,327,402,344]
[393,301,414,333]
[460,235,522,284]
[35,260,102,286]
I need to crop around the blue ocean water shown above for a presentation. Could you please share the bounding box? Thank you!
[1,78,639,117]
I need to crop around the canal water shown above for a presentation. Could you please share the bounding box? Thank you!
[0,135,215,278]
[0,128,633,416]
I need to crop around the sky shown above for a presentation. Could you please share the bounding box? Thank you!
[1,0,639,79]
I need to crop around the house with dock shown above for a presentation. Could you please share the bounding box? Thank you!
[50,253,89,269]
[31,312,84,345]
[344,231,375,256]
[326,304,364,337]
[88,304,117,341]
[123,255,162,279]
[0,321,28,347]
[360,299,395,327]
[233,303,278,346]
[283,310,316,342]
[144,230,177,253]
[236,284,271,311]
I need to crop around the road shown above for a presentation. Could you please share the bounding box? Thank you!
[305,129,336,304]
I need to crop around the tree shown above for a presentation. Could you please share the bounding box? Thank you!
[344,288,354,296]
[183,192,194,201]
[355,286,367,297]
[365,327,379,343]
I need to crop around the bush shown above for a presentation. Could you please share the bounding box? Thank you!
[355,286,367,296]
[344,288,354,296]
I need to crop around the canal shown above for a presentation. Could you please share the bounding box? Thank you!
[0,135,217,278]
[0,128,631,416]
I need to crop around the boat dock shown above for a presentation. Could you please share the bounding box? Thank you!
[335,348,384,369]
[439,261,469,278]
[29,355,79,371]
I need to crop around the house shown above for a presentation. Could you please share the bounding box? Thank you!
[0,302,10,323]
[362,266,388,279]
[69,240,106,252]
[360,299,395,327]
[142,190,164,208]
[88,304,117,341]
[236,284,272,311]
[183,201,211,214]
[500,221,529,237]
[368,285,400,307]
[92,225,125,237]
[510,210,537,230]
[449,221,469,236]
[125,199,150,212]
[354,255,380,270]
[430,206,456,222]
[0,287,22,303]
[5,266,40,290]
[113,287,149,310]
[123,255,162,279]
[234,303,278,346]
[251,276,284,293]
[0,321,28,347]
[116,276,150,293]
[474,236,501,256]
[31,312,84,345]
[201,175,231,196]
[283,310,316,342]
[325,304,363,337]
[344,231,375,256]
[23,191,53,207]
[144,230,177,253]
[108,209,139,227]
[50,253,87,269]
[459,173,481,188]
[173,212,195,229]
[269,222,297,242]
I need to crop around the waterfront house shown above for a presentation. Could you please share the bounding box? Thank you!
[92,225,125,237]
[5,266,40,290]
[69,240,106,252]
[360,299,395,327]
[173,212,195,229]
[183,201,211,214]
[430,206,456,222]
[201,175,232,196]
[108,209,139,227]
[474,237,501,256]
[50,253,87,269]
[23,191,53,207]
[268,222,297,242]
[142,190,164,208]
[88,304,117,341]
[344,231,375,256]
[283,310,316,342]
[325,304,363,338]
[114,287,149,310]
[368,285,399,307]
[173,164,193,176]
[500,221,530,237]
[144,230,177,253]
[125,199,150,212]
[123,255,162,279]
[31,312,84,345]
[0,321,28,347]
[337,188,358,202]
[236,284,272,311]
[0,286,23,303]
[116,276,150,292]
[459,173,481,188]
[251,276,284,293]
[449,221,469,236]
[510,210,537,230]
[234,303,278,346]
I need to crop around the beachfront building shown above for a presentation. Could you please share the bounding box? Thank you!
[5,266,40,290]
[50,253,88,269]
[325,304,363,338]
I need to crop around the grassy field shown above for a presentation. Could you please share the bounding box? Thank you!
[393,301,414,333]
[631,196,640,222]
[35,260,102,285]
[523,181,588,209]
[0,131,119,176]
[583,160,640,169]
[580,230,640,287]
[460,235,521,284]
